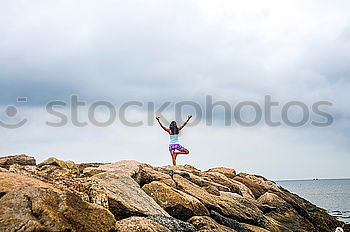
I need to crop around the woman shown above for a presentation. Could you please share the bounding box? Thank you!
[156,115,192,166]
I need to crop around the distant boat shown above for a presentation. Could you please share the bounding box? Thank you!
[313,178,319,180]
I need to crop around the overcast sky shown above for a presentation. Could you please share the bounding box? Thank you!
[1,0,350,180]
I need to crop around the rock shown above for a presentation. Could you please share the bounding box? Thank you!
[142,181,209,220]
[0,172,59,193]
[38,157,79,174]
[78,162,109,173]
[65,160,79,173]
[8,163,37,176]
[94,160,142,177]
[147,215,196,232]
[257,192,288,209]
[89,172,169,219]
[37,164,71,177]
[233,175,267,199]
[134,164,176,188]
[116,217,171,232]
[203,185,220,196]
[0,173,116,232]
[219,192,282,230]
[0,154,36,169]
[0,167,9,172]
[0,155,344,232]
[82,167,106,177]
[241,224,271,232]
[172,173,222,212]
[206,167,236,178]
[175,170,231,193]
[38,157,66,168]
[239,173,280,190]
[27,164,90,200]
[3,164,89,207]
[259,191,338,231]
[162,164,203,176]
[174,169,252,199]
[172,174,273,229]
[188,216,236,232]
[203,171,242,195]
[210,210,253,232]
[230,179,255,199]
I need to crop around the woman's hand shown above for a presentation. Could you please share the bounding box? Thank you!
[155,116,170,133]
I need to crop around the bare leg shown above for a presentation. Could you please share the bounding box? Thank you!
[171,152,177,166]
[176,148,189,155]
[171,149,189,166]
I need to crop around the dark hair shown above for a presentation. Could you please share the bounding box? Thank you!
[169,121,179,135]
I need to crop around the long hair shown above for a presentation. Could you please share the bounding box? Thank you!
[169,121,179,135]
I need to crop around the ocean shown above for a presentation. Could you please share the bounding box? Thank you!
[276,179,350,224]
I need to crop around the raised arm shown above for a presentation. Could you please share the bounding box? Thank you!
[178,115,192,131]
[156,116,170,133]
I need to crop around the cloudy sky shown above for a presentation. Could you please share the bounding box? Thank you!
[1,0,350,180]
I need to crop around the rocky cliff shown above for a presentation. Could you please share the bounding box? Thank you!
[0,154,347,232]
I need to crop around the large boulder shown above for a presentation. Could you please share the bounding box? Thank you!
[142,181,209,220]
[241,224,271,232]
[0,154,36,169]
[172,170,231,193]
[173,174,267,226]
[239,173,281,192]
[0,172,116,232]
[230,179,255,199]
[172,173,221,212]
[115,217,171,232]
[89,172,169,219]
[38,157,80,174]
[258,191,340,232]
[147,215,196,232]
[7,162,89,200]
[0,167,8,172]
[134,164,176,188]
[78,162,109,173]
[210,210,254,232]
[202,171,242,195]
[233,175,267,199]
[188,216,236,232]
[0,172,58,193]
[89,160,142,177]
[257,196,300,231]
[206,167,236,178]
[257,192,289,210]
[172,174,284,231]
[8,163,37,177]
[82,167,106,177]
[161,164,203,176]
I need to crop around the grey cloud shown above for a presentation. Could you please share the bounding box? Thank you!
[0,0,350,179]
